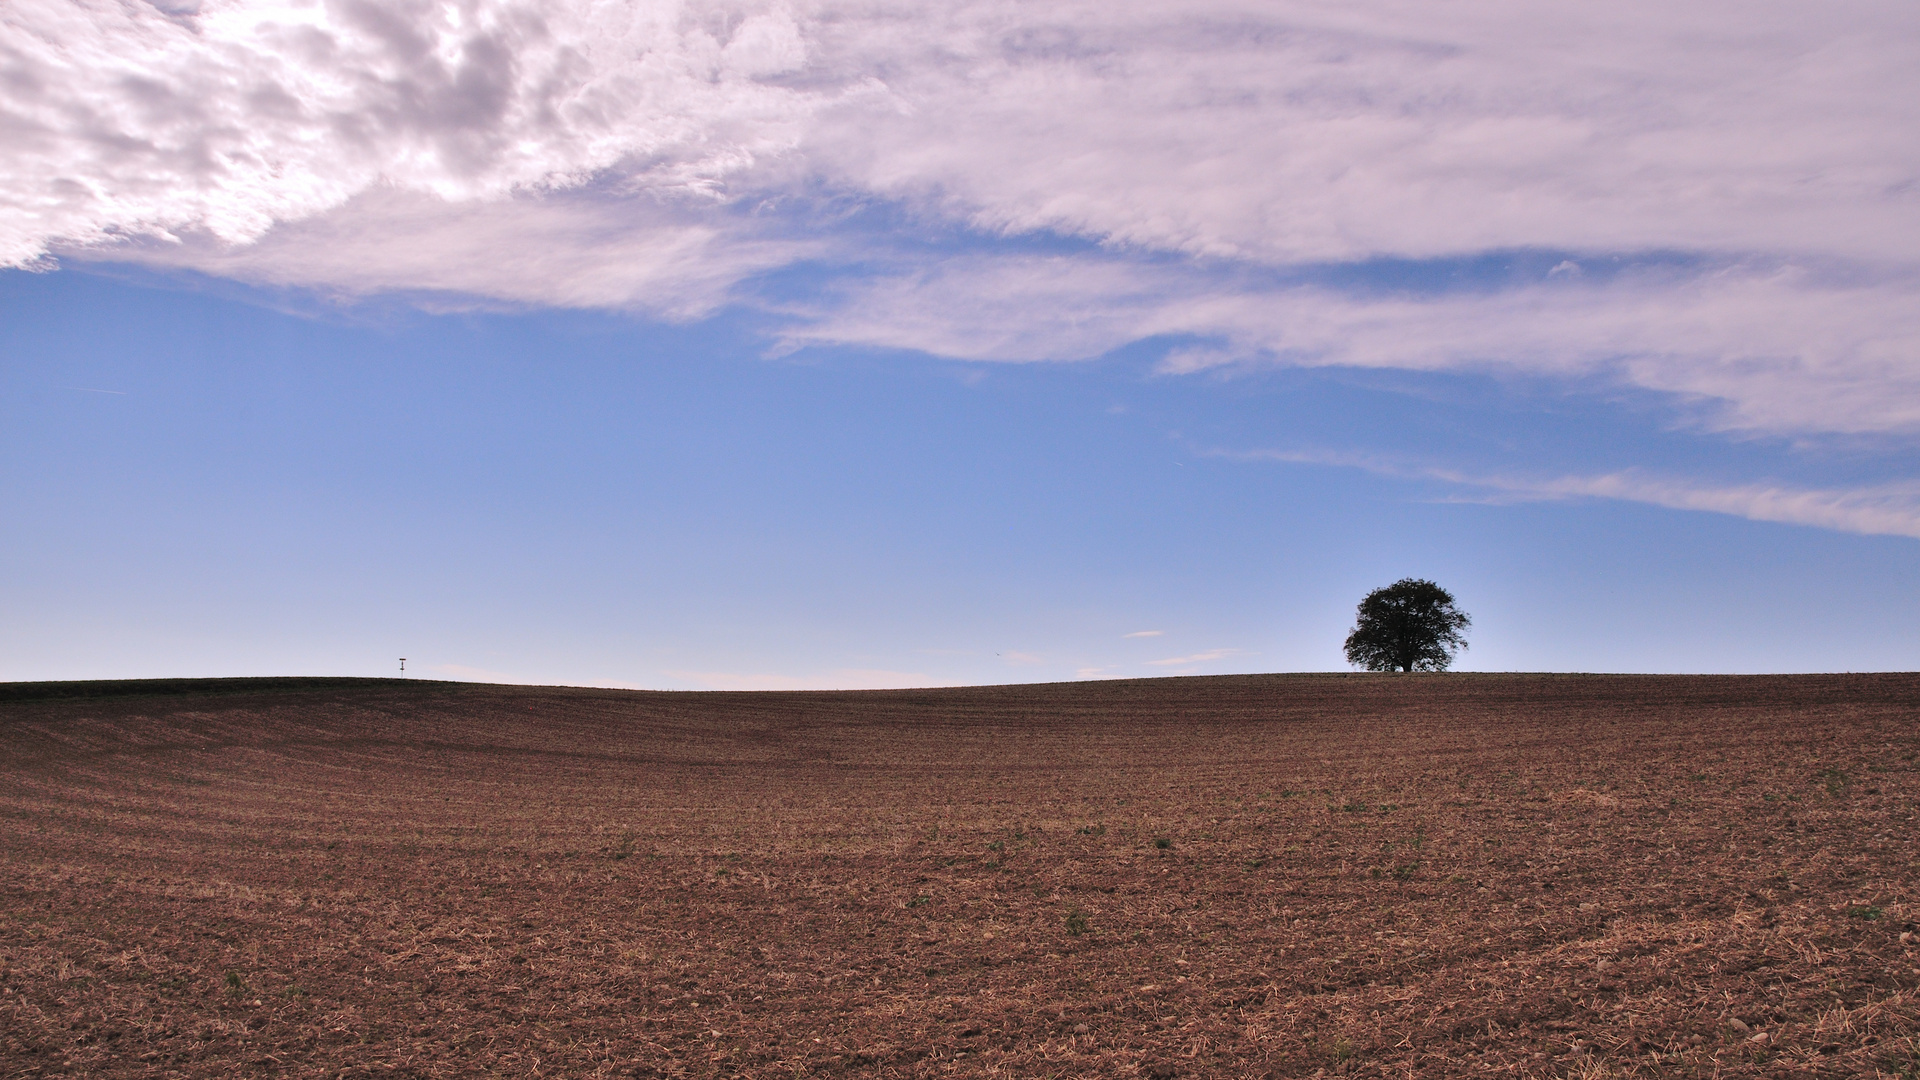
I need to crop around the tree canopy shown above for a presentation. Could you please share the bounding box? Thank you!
[1343,578,1471,672]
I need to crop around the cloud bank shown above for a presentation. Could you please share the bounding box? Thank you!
[5,0,1918,448]
[3,0,817,261]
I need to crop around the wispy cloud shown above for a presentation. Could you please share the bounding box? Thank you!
[121,189,827,318]
[664,668,951,691]
[784,254,1920,437]
[1146,648,1248,668]
[1123,630,1163,638]
[1506,474,1920,541]
[1222,447,1920,540]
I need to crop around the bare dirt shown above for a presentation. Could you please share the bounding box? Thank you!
[1,673,1917,1079]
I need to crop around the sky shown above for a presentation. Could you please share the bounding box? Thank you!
[3,0,1918,687]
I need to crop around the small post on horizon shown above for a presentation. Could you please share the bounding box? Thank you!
[399,658,407,673]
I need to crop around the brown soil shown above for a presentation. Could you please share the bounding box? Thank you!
[1,673,1917,1079]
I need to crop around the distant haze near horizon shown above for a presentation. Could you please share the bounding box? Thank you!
[4,0,1918,688]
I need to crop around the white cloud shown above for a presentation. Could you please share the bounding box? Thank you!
[123,186,822,316]
[784,254,1920,437]
[805,0,1920,266]
[3,0,820,265]
[1122,630,1163,638]
[11,0,1917,272]
[4,0,1918,441]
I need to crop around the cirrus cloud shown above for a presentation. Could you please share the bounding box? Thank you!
[779,252,1920,437]
[1215,447,1920,541]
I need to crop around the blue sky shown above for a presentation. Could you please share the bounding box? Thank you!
[3,0,1917,686]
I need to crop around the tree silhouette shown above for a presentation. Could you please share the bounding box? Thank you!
[1343,578,1471,672]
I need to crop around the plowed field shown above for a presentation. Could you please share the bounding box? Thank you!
[2,673,1917,1079]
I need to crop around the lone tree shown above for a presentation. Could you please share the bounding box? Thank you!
[1343,578,1471,672]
